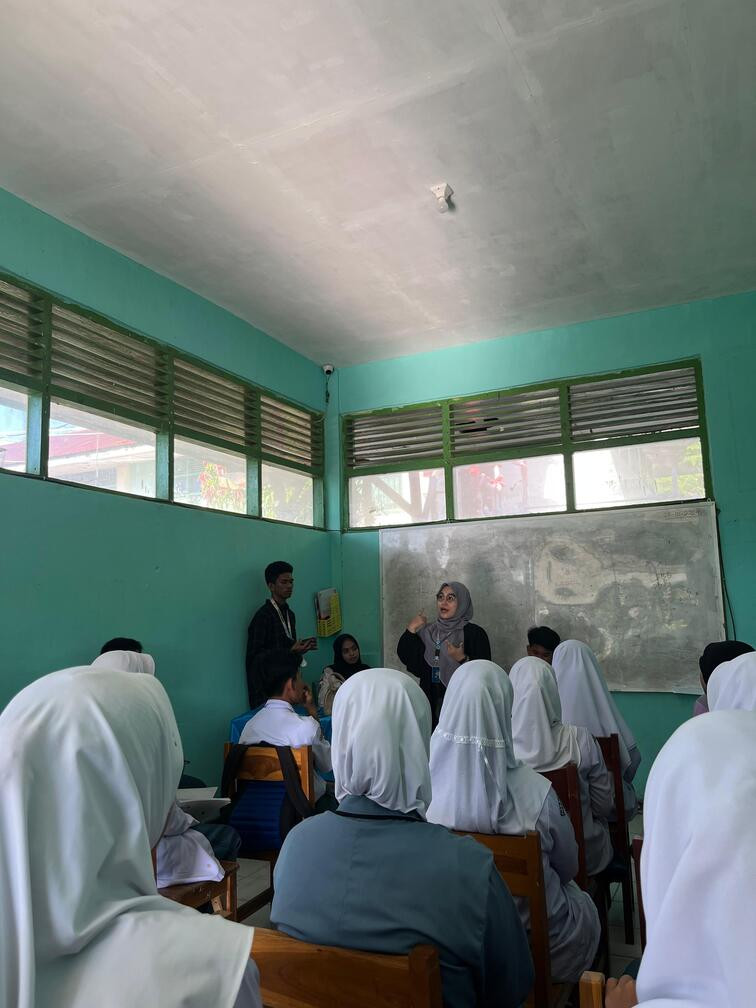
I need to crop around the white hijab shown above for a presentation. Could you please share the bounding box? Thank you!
[707,652,756,712]
[427,660,551,835]
[0,666,254,1008]
[91,647,224,888]
[332,667,432,816]
[552,640,636,772]
[636,710,756,1007]
[92,649,156,676]
[510,657,582,771]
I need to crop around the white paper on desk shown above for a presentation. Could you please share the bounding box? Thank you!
[176,787,217,802]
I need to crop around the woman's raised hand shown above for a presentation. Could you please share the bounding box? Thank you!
[407,611,427,634]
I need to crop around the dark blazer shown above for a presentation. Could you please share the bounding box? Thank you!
[397,623,491,711]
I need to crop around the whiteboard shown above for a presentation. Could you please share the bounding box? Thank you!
[380,502,724,693]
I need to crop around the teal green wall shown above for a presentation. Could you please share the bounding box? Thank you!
[0,188,324,410]
[0,473,330,784]
[0,189,329,783]
[334,290,756,792]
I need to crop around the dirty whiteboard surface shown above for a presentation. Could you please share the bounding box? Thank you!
[380,501,724,692]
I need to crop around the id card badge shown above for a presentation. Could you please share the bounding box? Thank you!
[432,642,441,684]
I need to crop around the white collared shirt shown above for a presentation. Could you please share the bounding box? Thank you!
[239,699,331,802]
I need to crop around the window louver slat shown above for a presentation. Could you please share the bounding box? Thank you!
[173,358,257,454]
[0,279,45,386]
[260,395,323,469]
[569,368,699,441]
[450,389,561,456]
[346,406,444,470]
[50,305,167,427]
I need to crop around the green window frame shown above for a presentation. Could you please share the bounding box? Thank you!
[342,359,712,531]
[0,269,325,528]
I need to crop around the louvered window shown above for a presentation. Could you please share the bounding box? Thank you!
[450,388,561,456]
[569,368,699,442]
[173,357,258,455]
[0,278,45,387]
[50,305,167,428]
[345,405,444,470]
[261,395,324,472]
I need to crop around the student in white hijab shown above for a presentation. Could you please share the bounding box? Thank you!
[707,650,756,712]
[271,667,534,1008]
[552,640,641,818]
[427,660,600,982]
[92,646,230,888]
[0,665,261,1008]
[510,657,614,876]
[604,710,756,1008]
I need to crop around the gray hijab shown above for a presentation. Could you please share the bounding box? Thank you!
[419,581,474,686]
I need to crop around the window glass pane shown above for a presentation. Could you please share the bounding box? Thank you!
[573,436,705,510]
[349,468,446,528]
[262,462,314,526]
[453,454,566,519]
[0,386,28,473]
[174,438,247,513]
[48,401,156,497]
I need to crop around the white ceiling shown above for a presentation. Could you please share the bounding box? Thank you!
[0,1,755,366]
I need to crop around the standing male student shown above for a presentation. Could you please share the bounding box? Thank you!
[245,560,317,709]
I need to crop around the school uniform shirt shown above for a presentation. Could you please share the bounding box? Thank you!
[272,795,533,1008]
[427,660,600,984]
[245,599,297,707]
[239,699,331,802]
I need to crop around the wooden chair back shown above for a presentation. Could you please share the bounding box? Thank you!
[455,830,569,1008]
[595,734,629,860]
[540,764,587,888]
[578,971,605,1007]
[223,741,315,804]
[159,860,238,921]
[632,835,646,950]
[252,927,443,1008]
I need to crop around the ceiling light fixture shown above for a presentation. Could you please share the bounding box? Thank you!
[430,182,454,213]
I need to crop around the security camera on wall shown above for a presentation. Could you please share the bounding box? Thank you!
[322,364,335,376]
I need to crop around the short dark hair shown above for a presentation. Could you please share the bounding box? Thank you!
[100,637,143,655]
[265,560,293,586]
[699,640,754,686]
[527,626,561,652]
[253,648,302,698]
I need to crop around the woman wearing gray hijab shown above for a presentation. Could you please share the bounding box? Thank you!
[398,580,491,721]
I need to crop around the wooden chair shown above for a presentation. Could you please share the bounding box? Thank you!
[579,971,605,1007]
[456,830,572,1008]
[159,859,238,920]
[252,927,443,1008]
[541,764,609,970]
[596,734,634,944]
[540,764,587,888]
[632,835,646,951]
[223,742,314,921]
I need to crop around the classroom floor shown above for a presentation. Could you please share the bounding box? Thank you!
[236,812,645,977]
